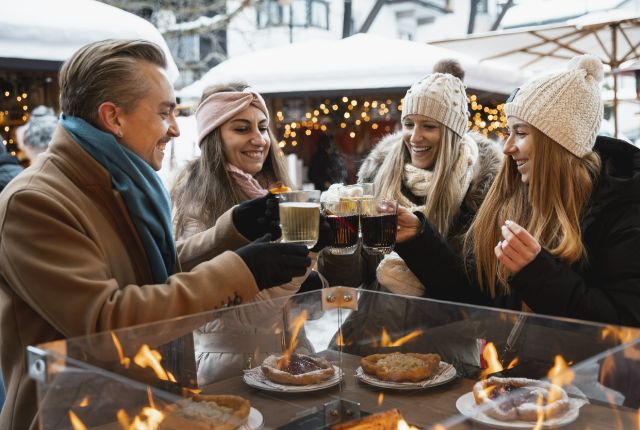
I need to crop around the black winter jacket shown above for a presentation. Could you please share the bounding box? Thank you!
[396,136,640,327]
[0,153,23,194]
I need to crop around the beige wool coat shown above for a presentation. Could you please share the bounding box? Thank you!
[0,126,259,430]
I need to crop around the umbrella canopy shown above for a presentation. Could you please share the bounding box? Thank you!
[0,0,179,83]
[177,33,524,100]
[430,12,640,136]
[430,11,640,73]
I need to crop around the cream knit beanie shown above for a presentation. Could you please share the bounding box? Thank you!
[504,54,604,157]
[402,73,469,137]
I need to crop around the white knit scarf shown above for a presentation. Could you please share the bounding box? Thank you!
[378,134,479,296]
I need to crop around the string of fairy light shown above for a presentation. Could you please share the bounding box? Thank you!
[0,81,31,156]
[274,93,507,148]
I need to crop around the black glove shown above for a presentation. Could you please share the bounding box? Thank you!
[297,270,326,294]
[310,213,333,253]
[236,234,311,290]
[232,193,281,241]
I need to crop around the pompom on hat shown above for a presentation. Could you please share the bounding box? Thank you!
[402,73,469,137]
[504,54,604,157]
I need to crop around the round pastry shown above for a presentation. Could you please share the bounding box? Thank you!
[261,353,335,385]
[472,376,570,421]
[164,394,250,430]
[361,352,441,383]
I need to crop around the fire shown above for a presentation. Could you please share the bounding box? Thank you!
[397,418,420,430]
[78,396,89,407]
[111,331,131,368]
[281,310,308,367]
[507,357,519,369]
[480,342,503,378]
[69,410,88,430]
[377,392,384,406]
[133,344,177,382]
[335,332,351,347]
[117,386,165,430]
[377,328,423,347]
[182,387,202,397]
[601,326,639,343]
[532,393,545,430]
[547,355,574,403]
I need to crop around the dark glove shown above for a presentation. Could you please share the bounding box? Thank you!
[236,234,311,290]
[297,270,326,294]
[310,213,333,253]
[232,193,281,241]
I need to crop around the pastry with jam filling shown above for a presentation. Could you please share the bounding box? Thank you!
[261,353,335,385]
[472,376,571,421]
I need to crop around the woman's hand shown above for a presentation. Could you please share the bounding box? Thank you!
[396,206,421,243]
[495,220,541,274]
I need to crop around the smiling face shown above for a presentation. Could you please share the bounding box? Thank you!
[402,114,441,170]
[117,62,179,171]
[220,106,270,175]
[504,116,535,184]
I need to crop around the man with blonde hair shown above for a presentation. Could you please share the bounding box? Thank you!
[0,39,310,429]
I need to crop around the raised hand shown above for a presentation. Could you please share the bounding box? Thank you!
[232,193,281,241]
[396,206,422,243]
[235,234,311,290]
[495,220,541,274]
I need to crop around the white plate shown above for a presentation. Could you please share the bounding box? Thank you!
[355,361,457,390]
[239,407,264,430]
[243,365,342,392]
[455,391,586,429]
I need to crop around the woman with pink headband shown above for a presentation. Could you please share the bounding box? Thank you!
[171,82,316,385]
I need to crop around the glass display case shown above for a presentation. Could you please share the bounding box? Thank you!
[28,287,640,429]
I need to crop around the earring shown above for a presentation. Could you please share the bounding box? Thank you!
[116,130,123,138]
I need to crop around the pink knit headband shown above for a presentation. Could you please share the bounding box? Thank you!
[195,90,270,147]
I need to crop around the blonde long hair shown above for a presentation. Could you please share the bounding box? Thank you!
[465,127,600,297]
[172,82,291,238]
[374,125,463,236]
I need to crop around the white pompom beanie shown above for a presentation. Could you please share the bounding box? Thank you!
[402,73,469,137]
[504,54,604,157]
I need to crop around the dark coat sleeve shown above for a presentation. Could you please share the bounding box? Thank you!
[510,226,640,327]
[395,213,495,307]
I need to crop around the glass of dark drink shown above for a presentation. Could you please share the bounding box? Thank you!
[360,198,398,254]
[322,198,359,255]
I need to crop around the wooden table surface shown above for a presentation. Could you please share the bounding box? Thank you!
[203,350,638,429]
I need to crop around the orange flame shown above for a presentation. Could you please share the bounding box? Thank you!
[181,387,202,397]
[377,328,423,348]
[532,392,545,430]
[480,342,504,378]
[111,331,131,368]
[335,332,351,347]
[78,396,89,408]
[133,344,177,382]
[601,326,639,343]
[117,387,165,430]
[281,310,308,367]
[69,410,88,430]
[432,425,447,430]
[547,355,574,403]
[377,392,384,406]
[507,357,519,369]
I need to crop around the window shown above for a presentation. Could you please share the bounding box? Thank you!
[257,0,329,30]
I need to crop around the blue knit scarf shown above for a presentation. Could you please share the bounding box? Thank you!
[61,115,176,283]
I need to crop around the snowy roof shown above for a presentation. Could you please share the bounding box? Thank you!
[0,0,179,82]
[177,33,524,100]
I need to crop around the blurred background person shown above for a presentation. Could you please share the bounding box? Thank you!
[16,105,57,164]
[308,132,347,191]
[0,143,22,194]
